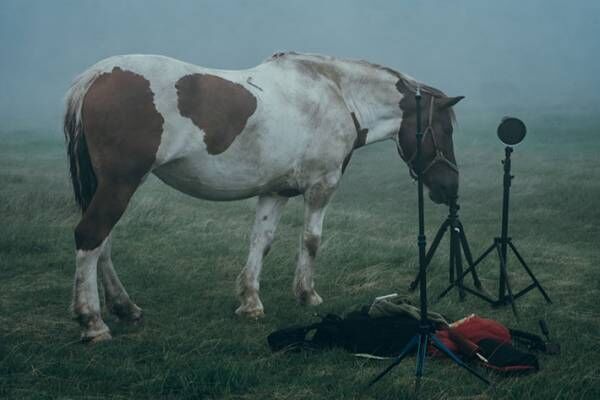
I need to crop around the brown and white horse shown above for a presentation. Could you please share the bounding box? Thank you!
[64,52,463,341]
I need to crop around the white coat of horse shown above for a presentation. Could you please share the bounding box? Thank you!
[64,51,462,341]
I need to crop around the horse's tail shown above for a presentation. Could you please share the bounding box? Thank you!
[63,70,101,213]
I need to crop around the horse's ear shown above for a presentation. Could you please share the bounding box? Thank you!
[438,96,465,109]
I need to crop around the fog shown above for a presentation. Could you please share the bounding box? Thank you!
[1,0,598,131]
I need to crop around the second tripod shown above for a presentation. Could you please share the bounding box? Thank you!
[437,146,552,316]
[409,197,486,301]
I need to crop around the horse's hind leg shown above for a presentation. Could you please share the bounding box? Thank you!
[72,237,111,342]
[72,181,138,341]
[98,235,143,323]
[236,194,288,318]
[294,173,340,306]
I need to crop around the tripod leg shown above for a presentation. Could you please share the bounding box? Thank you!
[429,334,491,385]
[437,242,496,300]
[449,228,456,284]
[471,241,497,269]
[495,243,519,318]
[415,333,428,377]
[508,241,552,303]
[452,228,466,300]
[457,221,483,289]
[409,220,450,291]
[367,335,419,387]
[415,333,429,394]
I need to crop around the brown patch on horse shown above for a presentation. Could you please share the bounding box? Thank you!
[175,74,257,155]
[75,67,164,250]
[83,67,163,179]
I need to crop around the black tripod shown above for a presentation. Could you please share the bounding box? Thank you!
[437,146,552,315]
[408,197,485,302]
[368,88,490,393]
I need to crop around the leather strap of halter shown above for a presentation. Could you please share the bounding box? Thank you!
[350,112,369,148]
[396,96,459,180]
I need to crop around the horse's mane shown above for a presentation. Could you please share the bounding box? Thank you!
[267,52,443,94]
[266,51,455,121]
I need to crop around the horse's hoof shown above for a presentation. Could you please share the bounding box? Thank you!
[110,302,143,324]
[235,305,265,319]
[91,331,112,343]
[298,290,323,306]
[130,311,144,326]
[120,307,144,325]
[82,330,112,343]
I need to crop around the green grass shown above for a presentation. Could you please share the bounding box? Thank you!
[1,112,599,399]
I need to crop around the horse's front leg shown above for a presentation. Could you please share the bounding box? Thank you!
[236,194,288,318]
[294,174,339,306]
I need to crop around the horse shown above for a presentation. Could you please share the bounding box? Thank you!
[63,51,463,341]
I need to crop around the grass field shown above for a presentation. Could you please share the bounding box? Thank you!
[1,111,599,399]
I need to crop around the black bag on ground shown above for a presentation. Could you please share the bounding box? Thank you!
[267,308,420,356]
[266,323,321,352]
[478,338,539,374]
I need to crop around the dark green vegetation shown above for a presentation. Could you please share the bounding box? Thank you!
[1,112,599,399]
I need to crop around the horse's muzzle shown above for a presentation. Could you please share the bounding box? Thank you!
[429,190,448,205]
[428,181,458,205]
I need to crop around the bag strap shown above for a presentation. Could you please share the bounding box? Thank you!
[509,328,547,352]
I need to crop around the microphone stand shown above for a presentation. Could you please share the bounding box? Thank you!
[368,88,490,394]
[437,146,552,315]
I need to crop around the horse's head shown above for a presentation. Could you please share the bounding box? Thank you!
[396,93,464,205]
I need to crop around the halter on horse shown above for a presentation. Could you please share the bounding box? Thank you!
[396,95,459,180]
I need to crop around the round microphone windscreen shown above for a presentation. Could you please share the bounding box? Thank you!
[497,117,526,145]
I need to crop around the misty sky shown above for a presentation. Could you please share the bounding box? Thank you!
[1,0,599,131]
